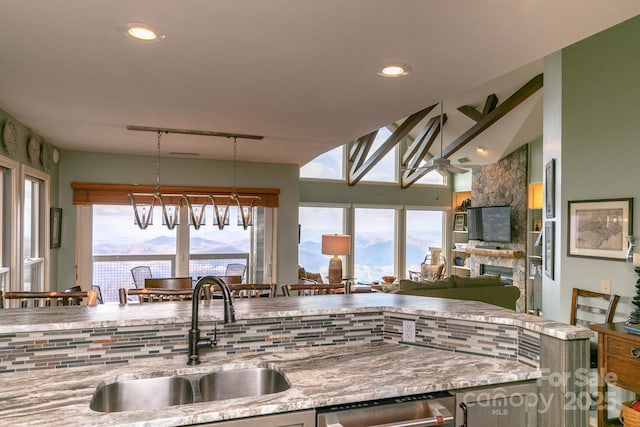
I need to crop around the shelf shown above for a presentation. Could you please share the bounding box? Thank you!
[452,266,470,271]
[453,230,468,234]
[452,249,467,253]
[528,255,542,260]
[465,247,524,258]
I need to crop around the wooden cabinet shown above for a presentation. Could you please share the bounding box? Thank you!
[197,409,316,427]
[589,323,640,426]
[452,191,471,277]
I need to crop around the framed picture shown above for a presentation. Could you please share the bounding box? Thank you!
[544,221,554,279]
[50,207,62,249]
[454,213,466,231]
[567,198,633,261]
[545,159,555,218]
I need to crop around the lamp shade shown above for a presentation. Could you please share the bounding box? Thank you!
[321,234,351,256]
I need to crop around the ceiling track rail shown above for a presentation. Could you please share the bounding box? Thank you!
[126,125,264,141]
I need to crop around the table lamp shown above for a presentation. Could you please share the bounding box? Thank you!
[322,234,351,284]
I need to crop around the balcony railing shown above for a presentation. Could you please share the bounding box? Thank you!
[93,253,249,303]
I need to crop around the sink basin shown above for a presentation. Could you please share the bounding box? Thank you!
[199,367,290,401]
[90,376,194,412]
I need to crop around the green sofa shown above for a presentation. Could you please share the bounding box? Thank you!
[392,274,520,310]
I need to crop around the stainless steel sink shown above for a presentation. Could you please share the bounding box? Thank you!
[199,367,290,401]
[90,367,290,412]
[90,376,194,412]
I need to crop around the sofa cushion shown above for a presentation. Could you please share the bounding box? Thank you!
[399,276,454,291]
[453,274,501,288]
[391,285,520,310]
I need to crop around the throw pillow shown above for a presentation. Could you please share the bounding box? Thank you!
[399,276,454,290]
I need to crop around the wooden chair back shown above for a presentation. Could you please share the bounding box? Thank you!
[119,286,211,304]
[281,283,348,296]
[227,283,278,298]
[144,277,193,289]
[570,288,620,370]
[217,275,242,285]
[570,288,620,327]
[2,290,99,308]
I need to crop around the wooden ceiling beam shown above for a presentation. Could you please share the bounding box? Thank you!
[348,106,433,186]
[436,73,543,161]
[458,93,498,122]
[400,114,446,189]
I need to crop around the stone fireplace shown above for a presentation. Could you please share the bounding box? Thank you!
[468,145,528,311]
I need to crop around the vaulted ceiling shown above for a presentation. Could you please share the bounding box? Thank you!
[0,2,638,166]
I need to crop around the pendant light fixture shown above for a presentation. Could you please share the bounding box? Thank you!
[129,131,180,230]
[127,126,262,231]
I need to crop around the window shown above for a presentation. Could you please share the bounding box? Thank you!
[22,167,49,292]
[0,156,18,293]
[361,127,396,183]
[354,207,396,282]
[298,206,346,279]
[300,145,344,180]
[405,209,445,272]
[91,204,271,302]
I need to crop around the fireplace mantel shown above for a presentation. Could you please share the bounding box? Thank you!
[466,247,524,259]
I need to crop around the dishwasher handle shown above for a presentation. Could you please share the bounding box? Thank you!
[367,405,454,427]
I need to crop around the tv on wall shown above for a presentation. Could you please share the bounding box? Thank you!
[466,206,512,243]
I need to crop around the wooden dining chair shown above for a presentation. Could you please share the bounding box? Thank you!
[281,283,348,296]
[144,277,193,289]
[569,287,620,368]
[227,283,278,298]
[2,290,99,308]
[119,286,212,304]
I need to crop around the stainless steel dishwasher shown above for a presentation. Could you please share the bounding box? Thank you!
[316,391,455,427]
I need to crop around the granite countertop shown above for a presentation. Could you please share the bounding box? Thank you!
[0,293,591,340]
[0,341,541,427]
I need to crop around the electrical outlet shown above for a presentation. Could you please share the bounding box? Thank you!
[601,279,612,294]
[402,320,416,343]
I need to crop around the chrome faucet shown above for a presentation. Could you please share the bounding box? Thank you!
[188,276,236,365]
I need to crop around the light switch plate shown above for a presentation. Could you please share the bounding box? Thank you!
[601,279,612,294]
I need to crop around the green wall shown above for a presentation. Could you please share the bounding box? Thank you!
[300,179,452,207]
[544,15,640,323]
[57,151,300,288]
[0,109,61,287]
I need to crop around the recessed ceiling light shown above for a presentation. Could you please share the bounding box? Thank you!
[122,23,165,42]
[377,63,412,77]
[476,146,487,153]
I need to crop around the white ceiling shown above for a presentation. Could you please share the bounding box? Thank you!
[0,1,638,166]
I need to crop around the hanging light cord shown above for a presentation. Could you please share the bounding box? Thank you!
[232,137,237,192]
[155,131,162,194]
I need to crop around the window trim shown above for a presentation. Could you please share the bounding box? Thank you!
[71,182,280,207]
[0,155,19,293]
[21,165,50,291]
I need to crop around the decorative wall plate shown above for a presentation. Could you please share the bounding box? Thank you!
[41,142,53,171]
[28,136,41,165]
[2,120,17,155]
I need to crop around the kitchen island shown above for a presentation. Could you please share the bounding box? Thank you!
[0,293,591,426]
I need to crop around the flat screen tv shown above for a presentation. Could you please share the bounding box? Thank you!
[466,206,512,243]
